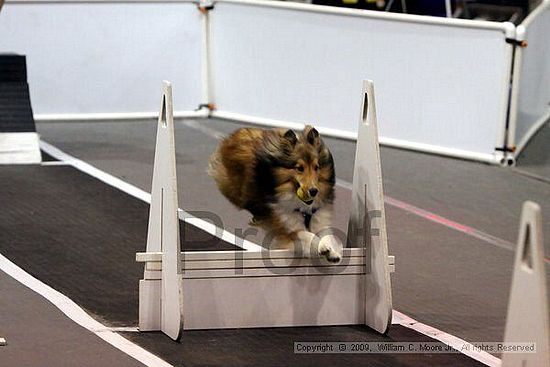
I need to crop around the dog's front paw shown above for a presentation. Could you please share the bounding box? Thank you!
[318,235,343,263]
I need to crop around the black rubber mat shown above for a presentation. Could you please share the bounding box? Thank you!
[0,54,35,133]
[0,54,28,83]
[0,165,237,326]
[122,325,485,367]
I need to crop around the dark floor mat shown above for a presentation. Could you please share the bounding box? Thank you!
[122,325,486,367]
[0,165,237,326]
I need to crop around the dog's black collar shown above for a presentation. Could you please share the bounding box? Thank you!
[294,207,317,230]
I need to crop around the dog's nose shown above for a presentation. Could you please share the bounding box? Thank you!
[309,188,318,197]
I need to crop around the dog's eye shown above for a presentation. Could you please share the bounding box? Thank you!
[295,166,304,172]
[315,165,320,171]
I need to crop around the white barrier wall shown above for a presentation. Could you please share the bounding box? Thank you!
[0,1,202,116]
[510,0,550,156]
[3,0,540,164]
[210,1,514,163]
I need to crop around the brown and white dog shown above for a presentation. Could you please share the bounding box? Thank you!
[208,125,343,262]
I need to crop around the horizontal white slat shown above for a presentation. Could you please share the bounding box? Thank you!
[145,256,366,271]
[139,251,395,279]
[184,265,366,278]
[138,251,394,265]
[144,265,366,280]
[136,248,366,262]
[144,264,395,280]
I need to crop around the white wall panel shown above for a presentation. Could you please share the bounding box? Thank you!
[0,1,202,114]
[210,2,512,161]
[512,0,550,154]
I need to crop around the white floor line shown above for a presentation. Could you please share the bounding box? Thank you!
[0,253,174,367]
[178,119,226,140]
[40,160,71,166]
[392,310,501,367]
[39,141,151,202]
[511,167,550,185]
[39,140,264,252]
[101,326,141,333]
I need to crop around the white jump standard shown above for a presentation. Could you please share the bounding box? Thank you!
[137,80,395,340]
[140,81,184,341]
[502,201,549,367]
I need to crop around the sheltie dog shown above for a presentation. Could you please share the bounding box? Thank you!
[208,125,343,262]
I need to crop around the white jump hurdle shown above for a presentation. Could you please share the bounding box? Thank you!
[137,80,395,340]
[502,201,549,367]
[141,81,184,341]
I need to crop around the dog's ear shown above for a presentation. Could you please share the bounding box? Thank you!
[304,125,320,145]
[282,129,297,146]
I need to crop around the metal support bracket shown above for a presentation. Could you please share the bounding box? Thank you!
[197,0,214,13]
[505,38,528,48]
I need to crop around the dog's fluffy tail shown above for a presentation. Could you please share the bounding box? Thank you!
[207,145,227,184]
[207,146,220,177]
